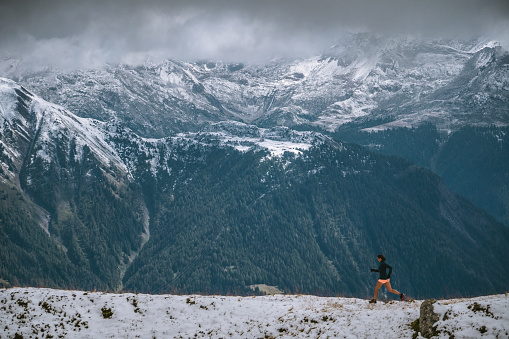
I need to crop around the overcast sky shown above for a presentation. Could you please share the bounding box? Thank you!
[1,0,508,69]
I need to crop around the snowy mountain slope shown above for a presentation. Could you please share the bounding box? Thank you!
[0,78,127,183]
[179,121,325,156]
[368,44,509,132]
[3,34,507,138]
[2,60,239,137]
[1,287,508,338]
[0,77,330,184]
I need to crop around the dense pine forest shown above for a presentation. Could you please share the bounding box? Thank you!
[335,124,509,226]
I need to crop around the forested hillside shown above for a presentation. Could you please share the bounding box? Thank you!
[335,123,509,226]
[121,141,509,299]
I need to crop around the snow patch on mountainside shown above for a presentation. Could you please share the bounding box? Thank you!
[0,79,21,122]
[1,288,508,338]
[177,121,321,157]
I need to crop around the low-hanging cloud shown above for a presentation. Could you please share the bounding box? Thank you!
[1,0,508,70]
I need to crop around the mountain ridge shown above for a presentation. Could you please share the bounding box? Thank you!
[1,35,509,297]
[2,34,507,138]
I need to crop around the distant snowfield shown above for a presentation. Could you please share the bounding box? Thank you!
[1,288,508,338]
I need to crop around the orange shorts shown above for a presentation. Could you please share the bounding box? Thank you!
[378,279,390,284]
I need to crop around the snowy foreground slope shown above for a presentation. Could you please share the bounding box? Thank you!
[1,288,508,338]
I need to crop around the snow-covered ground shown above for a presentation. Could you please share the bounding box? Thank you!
[1,288,508,338]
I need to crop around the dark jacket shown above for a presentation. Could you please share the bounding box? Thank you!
[372,260,392,280]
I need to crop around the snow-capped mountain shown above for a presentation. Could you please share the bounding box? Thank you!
[2,34,507,138]
[0,78,127,183]
[1,75,509,298]
[0,76,346,293]
[1,35,509,299]
[0,77,332,187]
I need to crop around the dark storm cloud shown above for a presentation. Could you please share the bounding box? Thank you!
[1,0,508,68]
